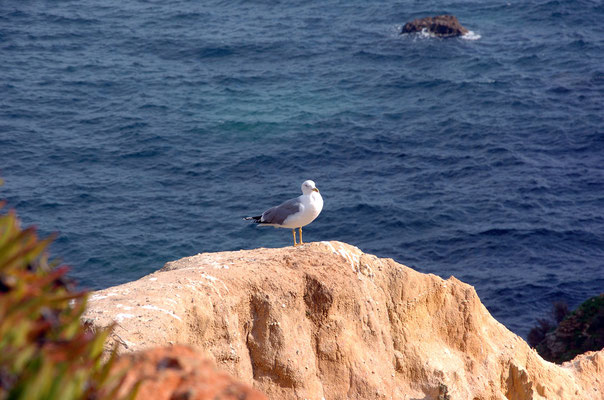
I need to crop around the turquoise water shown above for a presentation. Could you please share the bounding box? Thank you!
[1,0,603,337]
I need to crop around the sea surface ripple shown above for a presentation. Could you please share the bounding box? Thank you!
[1,0,603,337]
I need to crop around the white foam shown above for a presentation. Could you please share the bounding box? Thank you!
[390,25,404,37]
[462,31,481,41]
[400,27,481,41]
[419,28,436,39]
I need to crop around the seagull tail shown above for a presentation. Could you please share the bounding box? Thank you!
[243,215,262,223]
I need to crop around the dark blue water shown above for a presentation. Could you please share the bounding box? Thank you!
[1,0,603,338]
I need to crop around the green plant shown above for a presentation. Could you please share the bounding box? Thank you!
[0,201,136,400]
[527,301,569,348]
[528,296,603,363]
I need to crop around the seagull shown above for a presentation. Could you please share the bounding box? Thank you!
[244,180,324,246]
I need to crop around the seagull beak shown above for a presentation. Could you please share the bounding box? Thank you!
[312,188,320,193]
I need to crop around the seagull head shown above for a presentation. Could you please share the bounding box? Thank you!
[301,180,319,195]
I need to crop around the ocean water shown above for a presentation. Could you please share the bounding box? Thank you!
[1,0,603,338]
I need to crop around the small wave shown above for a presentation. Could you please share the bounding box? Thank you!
[402,28,481,41]
[462,31,481,41]
[394,27,436,40]
[390,24,403,37]
[419,28,436,39]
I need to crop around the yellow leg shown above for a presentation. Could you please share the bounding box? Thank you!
[299,227,303,244]
[292,229,298,246]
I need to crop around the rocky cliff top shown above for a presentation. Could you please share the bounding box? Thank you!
[85,241,603,399]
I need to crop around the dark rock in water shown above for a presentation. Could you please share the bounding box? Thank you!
[402,15,469,38]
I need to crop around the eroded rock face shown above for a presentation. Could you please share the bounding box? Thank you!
[85,241,604,399]
[113,345,267,400]
[402,15,469,37]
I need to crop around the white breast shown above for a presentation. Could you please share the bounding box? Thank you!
[281,192,323,229]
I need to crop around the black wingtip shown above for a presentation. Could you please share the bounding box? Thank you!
[244,216,262,223]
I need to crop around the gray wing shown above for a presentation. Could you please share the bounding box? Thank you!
[260,197,302,225]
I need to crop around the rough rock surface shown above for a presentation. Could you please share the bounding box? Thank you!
[401,15,469,37]
[112,345,267,400]
[85,241,604,400]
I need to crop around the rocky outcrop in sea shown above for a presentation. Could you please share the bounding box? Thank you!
[401,15,469,37]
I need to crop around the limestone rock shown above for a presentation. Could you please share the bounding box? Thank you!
[402,15,469,37]
[85,241,604,399]
[113,345,267,400]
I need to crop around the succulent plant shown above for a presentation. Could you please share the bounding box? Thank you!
[0,198,136,400]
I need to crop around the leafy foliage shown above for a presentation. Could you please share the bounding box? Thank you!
[527,318,554,348]
[0,203,136,400]
[527,301,569,348]
[529,297,603,363]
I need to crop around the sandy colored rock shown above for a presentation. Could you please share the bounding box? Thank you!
[112,345,267,400]
[85,241,604,399]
